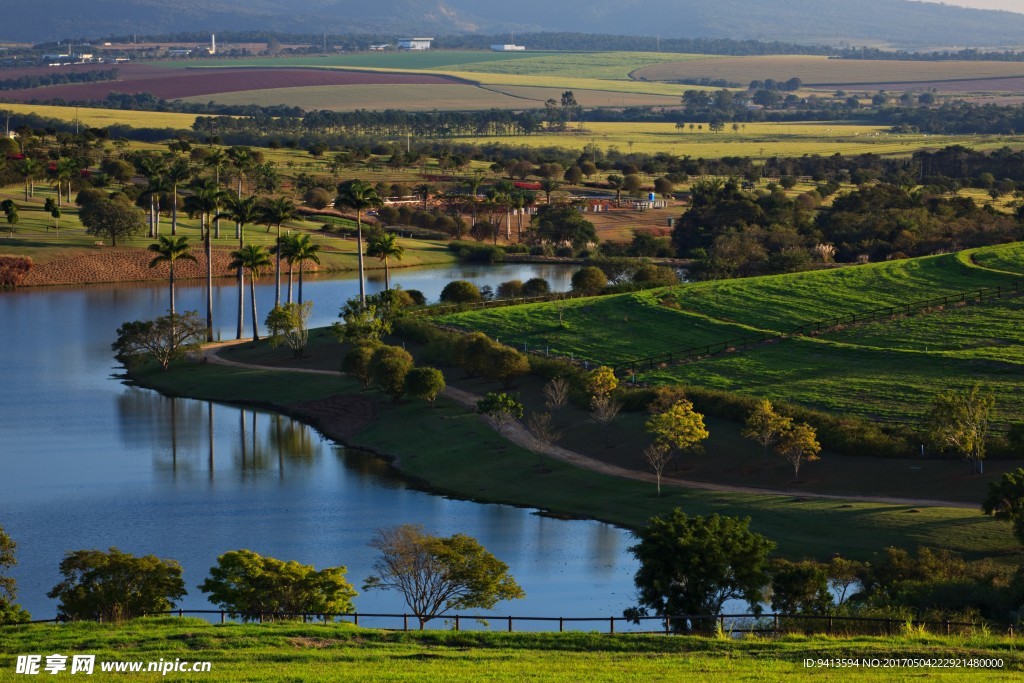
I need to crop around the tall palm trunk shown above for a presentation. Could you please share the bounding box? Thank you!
[287,262,294,304]
[356,212,366,307]
[205,213,214,342]
[298,263,305,305]
[171,184,178,236]
[236,227,245,340]
[275,224,282,308]
[250,275,260,341]
[383,256,390,291]
[168,262,176,316]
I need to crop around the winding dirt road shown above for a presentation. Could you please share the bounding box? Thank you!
[203,343,973,509]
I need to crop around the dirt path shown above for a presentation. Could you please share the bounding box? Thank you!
[203,343,973,509]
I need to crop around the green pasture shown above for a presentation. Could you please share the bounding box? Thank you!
[441,51,709,80]
[199,51,551,71]
[441,245,1024,424]
[2,619,1020,682]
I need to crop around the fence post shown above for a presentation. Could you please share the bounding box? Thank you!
[665,616,670,635]
[610,616,615,635]
[220,611,225,625]
[354,613,359,627]
[773,614,779,634]
[719,615,725,634]
[828,616,833,634]
[508,616,513,633]
[403,614,408,631]
[178,609,183,618]
[945,620,950,636]
[455,615,460,632]
[559,618,564,633]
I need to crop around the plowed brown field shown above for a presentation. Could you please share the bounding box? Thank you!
[1,65,466,102]
[21,247,320,286]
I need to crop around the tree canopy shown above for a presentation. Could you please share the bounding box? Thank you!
[628,510,775,633]
[364,525,524,629]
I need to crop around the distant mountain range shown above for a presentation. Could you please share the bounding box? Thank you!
[3,0,1024,49]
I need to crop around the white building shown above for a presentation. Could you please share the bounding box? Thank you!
[491,44,526,51]
[398,37,433,50]
[369,44,392,51]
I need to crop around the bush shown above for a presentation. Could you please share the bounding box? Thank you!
[341,341,380,390]
[405,367,446,407]
[455,332,498,377]
[199,550,356,621]
[571,266,608,295]
[370,345,414,404]
[554,246,575,257]
[521,278,551,297]
[496,279,524,299]
[47,548,186,622]
[304,187,332,210]
[480,345,531,389]
[405,289,427,306]
[529,245,553,256]
[440,280,482,304]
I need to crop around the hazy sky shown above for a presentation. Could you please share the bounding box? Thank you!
[925,0,1024,12]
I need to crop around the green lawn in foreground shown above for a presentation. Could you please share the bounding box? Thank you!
[1,619,1020,682]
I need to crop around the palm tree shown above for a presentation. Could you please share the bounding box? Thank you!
[147,235,197,315]
[184,179,227,342]
[226,146,253,198]
[464,174,484,226]
[365,231,404,290]
[142,174,172,238]
[606,174,625,203]
[413,183,435,211]
[164,158,192,236]
[334,180,381,307]
[276,234,298,304]
[216,194,262,340]
[539,178,562,205]
[15,158,40,201]
[228,244,272,341]
[203,148,228,238]
[289,233,322,305]
[258,197,298,308]
[53,158,77,207]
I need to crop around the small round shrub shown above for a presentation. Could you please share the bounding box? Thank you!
[571,266,608,295]
[440,280,482,304]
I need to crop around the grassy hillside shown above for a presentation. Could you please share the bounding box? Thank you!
[440,245,1024,424]
[1,618,1019,682]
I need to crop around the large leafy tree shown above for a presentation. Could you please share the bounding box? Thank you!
[229,245,273,342]
[335,180,382,307]
[982,468,1024,544]
[646,399,709,455]
[742,399,792,459]
[199,549,356,621]
[364,525,524,629]
[112,311,206,371]
[80,198,146,247]
[0,524,30,624]
[628,510,775,633]
[47,547,186,622]
[928,385,995,474]
[147,235,197,316]
[774,421,821,482]
[532,205,597,248]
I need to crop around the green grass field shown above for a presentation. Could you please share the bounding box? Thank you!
[633,54,1024,87]
[2,619,1019,682]
[0,103,199,130]
[441,245,1024,424]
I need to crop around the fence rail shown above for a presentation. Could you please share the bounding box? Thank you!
[4,610,1006,637]
[612,277,1024,374]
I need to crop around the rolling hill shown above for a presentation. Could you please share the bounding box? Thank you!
[3,0,1024,48]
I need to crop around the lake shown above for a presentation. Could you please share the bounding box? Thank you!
[1,263,646,627]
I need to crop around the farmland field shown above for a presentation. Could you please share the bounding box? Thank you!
[438,51,709,80]
[449,121,1018,158]
[0,102,198,129]
[180,83,532,111]
[634,55,1024,88]
[0,66,465,102]
[441,245,1024,424]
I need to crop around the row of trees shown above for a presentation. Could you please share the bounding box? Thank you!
[0,524,522,629]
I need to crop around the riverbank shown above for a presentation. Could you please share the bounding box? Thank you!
[127,331,1020,563]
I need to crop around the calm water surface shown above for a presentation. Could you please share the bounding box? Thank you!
[1,263,644,625]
